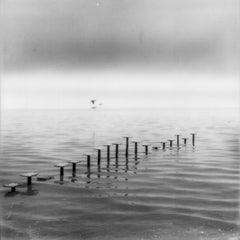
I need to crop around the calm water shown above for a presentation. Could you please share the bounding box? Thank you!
[0,108,239,240]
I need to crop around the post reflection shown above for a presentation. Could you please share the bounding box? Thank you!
[86,169,91,185]
[97,165,101,179]
[24,185,38,195]
[54,175,65,185]
[106,165,110,178]
[71,171,77,182]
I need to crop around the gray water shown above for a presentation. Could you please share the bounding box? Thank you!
[0,108,239,240]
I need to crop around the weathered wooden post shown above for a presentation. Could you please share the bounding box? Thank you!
[142,144,150,154]
[132,141,138,155]
[168,139,174,147]
[190,133,196,146]
[175,134,181,147]
[112,143,121,159]
[160,142,167,150]
[3,183,21,192]
[94,148,102,165]
[84,154,92,172]
[104,144,111,162]
[123,136,132,157]
[20,172,39,186]
[68,160,80,174]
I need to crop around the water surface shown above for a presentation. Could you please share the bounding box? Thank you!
[0,108,239,240]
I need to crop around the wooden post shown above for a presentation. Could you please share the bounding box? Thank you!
[142,144,150,154]
[168,140,174,147]
[123,136,132,157]
[190,133,196,146]
[175,135,181,147]
[112,143,120,159]
[20,172,39,186]
[160,142,167,150]
[104,145,111,162]
[132,141,138,155]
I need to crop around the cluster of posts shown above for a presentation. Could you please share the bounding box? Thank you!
[3,133,196,193]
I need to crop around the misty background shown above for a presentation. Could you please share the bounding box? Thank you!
[1,0,239,109]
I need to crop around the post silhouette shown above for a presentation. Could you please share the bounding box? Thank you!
[123,136,132,157]
[20,173,38,186]
[182,138,188,144]
[168,140,174,147]
[142,144,150,154]
[112,143,120,158]
[190,133,196,146]
[175,135,181,148]
[160,142,167,150]
[132,141,138,155]
[54,163,68,177]
[97,149,101,165]
[104,145,111,162]
[68,160,80,175]
[87,155,91,168]
[94,148,102,165]
[3,183,21,192]
[84,154,91,171]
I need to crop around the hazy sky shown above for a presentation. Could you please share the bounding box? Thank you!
[1,0,239,109]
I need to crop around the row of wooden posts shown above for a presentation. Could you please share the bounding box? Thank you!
[3,133,196,192]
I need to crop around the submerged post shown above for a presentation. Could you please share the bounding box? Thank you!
[142,144,150,154]
[112,143,120,158]
[3,183,21,192]
[73,163,76,172]
[60,167,64,176]
[123,136,132,157]
[87,155,91,168]
[68,160,81,174]
[97,149,101,165]
[132,141,138,155]
[20,172,39,186]
[94,148,102,165]
[84,154,91,172]
[54,163,68,177]
[160,142,167,150]
[182,138,188,144]
[168,140,174,148]
[190,133,196,146]
[104,145,111,162]
[175,134,181,148]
